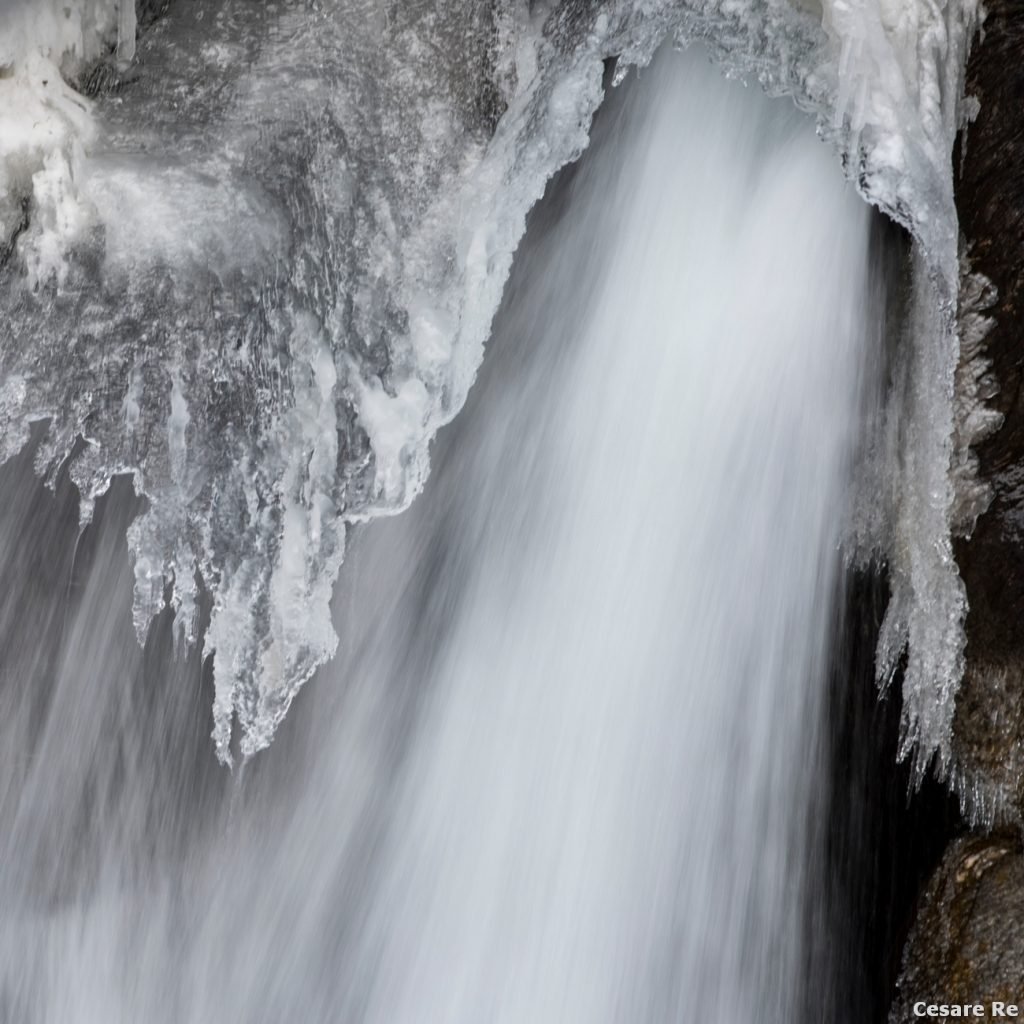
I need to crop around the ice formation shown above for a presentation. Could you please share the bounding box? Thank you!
[0,0,984,769]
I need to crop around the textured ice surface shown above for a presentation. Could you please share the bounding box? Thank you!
[0,0,982,768]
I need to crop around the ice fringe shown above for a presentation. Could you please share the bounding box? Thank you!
[0,0,986,770]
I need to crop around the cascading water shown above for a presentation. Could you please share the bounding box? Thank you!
[337,53,885,1023]
[0,0,979,780]
[0,45,889,1023]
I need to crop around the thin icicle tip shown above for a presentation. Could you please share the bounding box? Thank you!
[117,1,137,65]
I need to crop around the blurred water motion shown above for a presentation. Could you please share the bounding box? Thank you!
[0,48,885,1023]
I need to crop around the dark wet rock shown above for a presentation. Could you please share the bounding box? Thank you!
[824,565,963,1024]
[952,0,1024,825]
[891,835,1024,1018]
[950,661,1024,824]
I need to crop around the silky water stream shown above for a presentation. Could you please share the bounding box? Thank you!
[0,46,889,1024]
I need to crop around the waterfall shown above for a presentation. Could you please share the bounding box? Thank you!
[0,0,975,773]
[0,45,888,1023]
[340,49,884,1023]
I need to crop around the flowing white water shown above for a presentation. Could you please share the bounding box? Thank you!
[342,52,882,1024]
[0,47,885,1023]
[0,0,973,772]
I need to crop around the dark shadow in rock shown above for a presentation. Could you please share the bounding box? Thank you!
[818,565,963,1024]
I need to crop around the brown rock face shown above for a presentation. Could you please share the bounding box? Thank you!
[891,835,1024,1018]
[952,0,1024,823]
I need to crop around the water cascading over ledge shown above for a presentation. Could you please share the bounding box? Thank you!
[7,1,1024,1015]
[0,0,984,775]
[0,38,899,1021]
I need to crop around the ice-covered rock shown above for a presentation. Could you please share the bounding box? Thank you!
[0,0,983,766]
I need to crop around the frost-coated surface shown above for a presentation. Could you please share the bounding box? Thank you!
[0,0,981,768]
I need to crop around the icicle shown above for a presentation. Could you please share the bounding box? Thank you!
[117,0,137,65]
